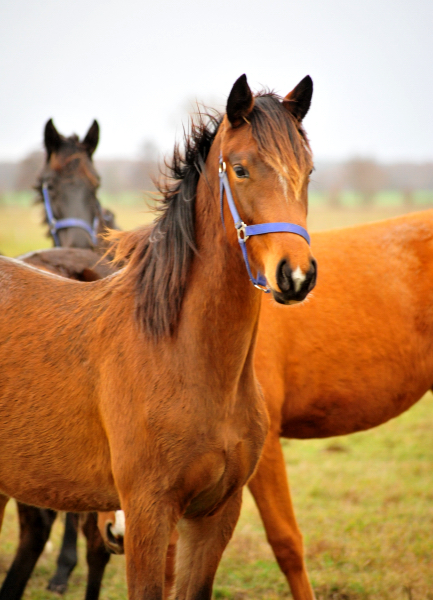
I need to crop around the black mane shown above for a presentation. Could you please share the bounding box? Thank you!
[116,111,221,339]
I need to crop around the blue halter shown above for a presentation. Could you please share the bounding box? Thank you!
[219,154,310,292]
[42,182,100,247]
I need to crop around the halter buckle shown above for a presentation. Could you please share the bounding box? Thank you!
[236,221,249,242]
[219,160,226,174]
[254,282,271,293]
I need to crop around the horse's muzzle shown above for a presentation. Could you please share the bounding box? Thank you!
[273,257,317,305]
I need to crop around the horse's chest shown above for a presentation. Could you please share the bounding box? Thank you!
[181,444,251,517]
[181,413,267,517]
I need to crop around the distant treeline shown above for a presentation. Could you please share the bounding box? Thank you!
[311,159,433,206]
[1,152,433,206]
[0,151,159,195]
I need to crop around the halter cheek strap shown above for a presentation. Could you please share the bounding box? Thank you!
[218,153,310,292]
[42,183,100,247]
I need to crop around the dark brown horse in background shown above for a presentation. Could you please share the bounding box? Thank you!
[0,74,316,600]
[37,117,113,249]
[248,209,433,600]
[0,119,118,600]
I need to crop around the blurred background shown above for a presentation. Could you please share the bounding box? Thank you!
[1,1,433,598]
[1,0,433,248]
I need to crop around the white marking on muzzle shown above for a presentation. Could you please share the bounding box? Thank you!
[292,266,306,293]
[111,510,125,537]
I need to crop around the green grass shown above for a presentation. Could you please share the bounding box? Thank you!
[1,195,433,598]
[1,395,431,599]
[0,195,153,257]
[214,394,433,600]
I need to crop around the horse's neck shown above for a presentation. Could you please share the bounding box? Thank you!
[177,144,261,390]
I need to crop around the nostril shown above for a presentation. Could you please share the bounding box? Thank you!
[277,259,293,293]
[307,257,317,291]
[310,257,317,275]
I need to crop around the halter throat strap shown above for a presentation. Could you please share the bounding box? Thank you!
[218,153,310,292]
[42,183,100,247]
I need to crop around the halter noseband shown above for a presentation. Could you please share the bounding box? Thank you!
[42,183,100,247]
[219,153,310,292]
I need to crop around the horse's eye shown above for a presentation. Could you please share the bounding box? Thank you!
[233,165,249,179]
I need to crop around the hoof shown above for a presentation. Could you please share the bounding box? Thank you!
[47,580,68,594]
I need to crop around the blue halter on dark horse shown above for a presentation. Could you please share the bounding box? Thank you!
[42,182,100,247]
[37,118,104,249]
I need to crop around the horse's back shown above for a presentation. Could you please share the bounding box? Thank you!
[256,209,433,437]
[18,248,117,281]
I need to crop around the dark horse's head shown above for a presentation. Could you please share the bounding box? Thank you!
[36,119,110,249]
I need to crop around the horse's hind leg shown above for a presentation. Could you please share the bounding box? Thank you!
[248,431,315,600]
[174,490,243,600]
[47,512,79,594]
[0,503,56,600]
[81,512,111,600]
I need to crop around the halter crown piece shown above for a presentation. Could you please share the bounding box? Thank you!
[218,153,310,292]
[42,183,100,247]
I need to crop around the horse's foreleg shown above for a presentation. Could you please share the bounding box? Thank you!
[0,503,56,600]
[174,490,243,600]
[122,500,177,600]
[248,432,315,600]
[164,528,179,600]
[47,512,79,594]
[81,512,111,600]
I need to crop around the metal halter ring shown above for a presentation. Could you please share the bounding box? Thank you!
[235,221,249,241]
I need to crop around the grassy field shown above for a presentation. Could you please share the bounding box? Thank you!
[0,193,433,599]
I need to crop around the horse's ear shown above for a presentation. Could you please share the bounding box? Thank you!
[282,75,313,122]
[44,119,62,159]
[227,74,254,128]
[82,120,99,156]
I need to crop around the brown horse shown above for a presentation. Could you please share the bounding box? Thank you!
[249,209,433,600]
[36,117,115,249]
[1,246,120,600]
[19,247,116,281]
[0,119,118,600]
[0,74,315,600]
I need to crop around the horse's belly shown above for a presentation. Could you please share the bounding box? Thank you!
[0,402,119,511]
[282,384,429,439]
[0,454,120,512]
[0,478,120,513]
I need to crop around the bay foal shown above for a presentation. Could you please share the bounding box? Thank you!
[0,74,315,600]
[250,209,433,599]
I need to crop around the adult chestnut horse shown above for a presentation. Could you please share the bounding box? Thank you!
[250,209,433,600]
[0,74,316,600]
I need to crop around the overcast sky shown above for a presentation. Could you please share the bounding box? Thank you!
[1,0,432,163]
